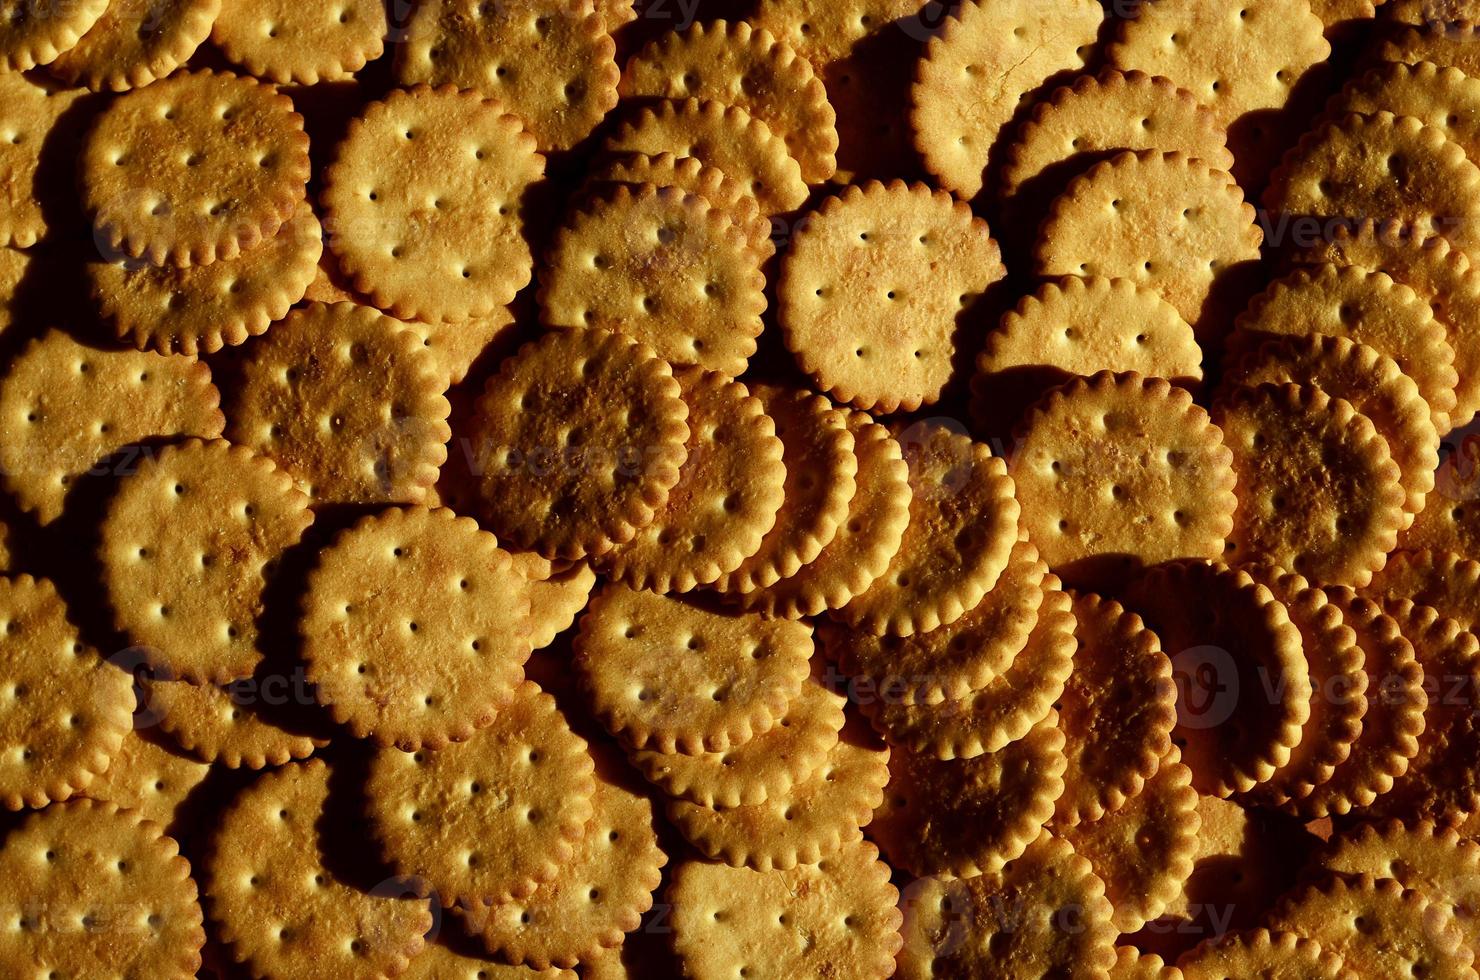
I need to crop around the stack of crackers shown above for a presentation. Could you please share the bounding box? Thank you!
[3,0,1480,977]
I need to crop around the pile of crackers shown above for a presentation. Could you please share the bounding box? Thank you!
[3,0,1480,977]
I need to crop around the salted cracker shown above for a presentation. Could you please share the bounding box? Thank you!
[143,675,327,769]
[1367,548,1480,632]
[0,72,85,247]
[49,0,219,91]
[1177,929,1349,980]
[212,0,387,84]
[0,0,109,71]
[81,729,209,832]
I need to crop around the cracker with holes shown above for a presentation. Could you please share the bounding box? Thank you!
[1124,562,1310,799]
[603,98,807,216]
[205,760,432,979]
[1298,588,1427,818]
[972,276,1203,438]
[398,304,515,386]
[1267,111,1480,254]
[322,85,544,322]
[829,537,1046,706]
[511,553,597,651]
[1241,567,1368,810]
[1269,874,1474,978]
[605,368,785,594]
[457,755,666,970]
[1215,383,1405,587]
[869,714,1065,877]
[778,180,1003,413]
[896,832,1117,980]
[1240,262,1457,428]
[0,576,133,812]
[226,302,451,505]
[751,412,910,619]
[81,730,209,832]
[1177,929,1350,980]
[212,0,386,84]
[910,0,1103,200]
[541,183,767,377]
[669,839,902,980]
[1223,334,1437,525]
[89,200,322,355]
[0,329,225,525]
[99,439,313,684]
[628,664,845,809]
[366,681,594,907]
[467,328,689,560]
[48,0,220,91]
[574,582,813,754]
[0,72,85,248]
[1059,749,1199,934]
[1333,60,1480,163]
[666,713,889,871]
[589,152,774,258]
[1107,0,1330,189]
[83,70,310,266]
[302,506,533,751]
[1035,150,1263,344]
[142,675,326,770]
[397,0,618,152]
[839,420,1019,636]
[0,0,109,70]
[1367,548,1480,632]
[621,20,836,183]
[1054,592,1176,826]
[711,384,856,595]
[0,800,203,977]
[856,580,1074,761]
[1008,372,1236,587]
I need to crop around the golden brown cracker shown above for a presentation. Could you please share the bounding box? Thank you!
[1367,548,1480,632]
[212,0,386,84]
[1177,929,1350,980]
[0,72,85,248]
[143,674,326,769]
[80,729,210,832]
[1380,20,1480,75]
[588,150,774,257]
[0,0,109,70]
[48,0,220,91]
[512,553,596,651]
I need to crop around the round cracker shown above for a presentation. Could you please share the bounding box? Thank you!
[0,799,202,977]
[399,304,516,387]
[619,19,836,183]
[1055,591,1177,826]
[212,0,386,84]
[540,182,767,377]
[602,97,808,216]
[1035,150,1263,345]
[1381,19,1480,74]
[1266,110,1480,255]
[227,302,452,505]
[83,70,310,267]
[857,581,1074,761]
[1240,567,1368,809]
[778,179,1005,413]
[89,199,322,355]
[1299,587,1428,817]
[1230,262,1458,433]
[1124,561,1310,799]
[604,368,784,593]
[971,275,1203,438]
[458,762,666,970]
[0,575,133,811]
[396,0,618,151]
[748,412,910,619]
[1215,383,1405,587]
[302,506,533,751]
[587,151,774,257]
[1106,0,1330,188]
[838,419,1019,636]
[669,839,901,980]
[205,760,431,979]
[466,327,689,560]
[0,0,109,71]
[710,384,857,595]
[1332,60,1480,165]
[99,439,312,684]
[1223,333,1438,524]
[574,582,813,754]
[1177,929,1349,980]
[869,713,1066,878]
[628,664,845,808]
[1295,218,1480,431]
[828,537,1047,706]
[366,681,595,907]
[1269,873,1473,978]
[1367,548,1480,632]
[0,72,85,247]
[0,329,225,525]
[910,0,1103,199]
[896,831,1117,980]
[1060,749,1200,933]
[1009,372,1236,586]
[322,84,545,323]
[511,553,597,652]
[48,0,219,91]
[81,729,210,831]
[142,674,327,769]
